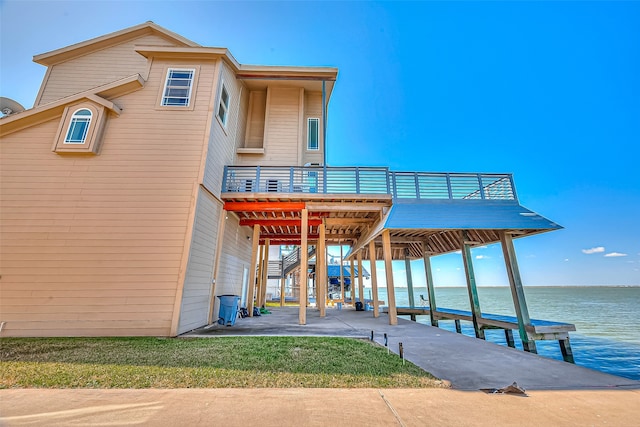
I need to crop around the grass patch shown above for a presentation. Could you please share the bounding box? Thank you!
[0,337,445,389]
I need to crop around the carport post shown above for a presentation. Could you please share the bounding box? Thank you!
[422,245,438,327]
[500,231,537,353]
[349,257,355,304]
[368,240,380,318]
[357,251,364,306]
[382,230,397,325]
[256,244,265,308]
[404,248,415,308]
[299,209,309,325]
[460,230,485,339]
[260,239,270,307]
[317,222,326,316]
[247,225,260,317]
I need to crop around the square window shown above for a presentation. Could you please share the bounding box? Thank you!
[161,69,195,107]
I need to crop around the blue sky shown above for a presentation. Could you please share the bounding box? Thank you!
[1,1,639,286]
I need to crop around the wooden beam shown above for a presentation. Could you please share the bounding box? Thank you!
[460,230,484,339]
[224,201,305,212]
[280,276,285,308]
[260,239,270,307]
[299,209,308,325]
[317,222,326,317]
[306,203,386,212]
[500,231,537,353]
[247,225,260,317]
[324,218,375,226]
[422,244,438,327]
[382,230,397,325]
[256,244,265,309]
[369,239,380,318]
[240,218,323,227]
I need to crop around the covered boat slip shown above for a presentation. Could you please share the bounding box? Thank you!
[221,165,571,359]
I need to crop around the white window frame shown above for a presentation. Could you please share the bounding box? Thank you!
[307,117,320,150]
[64,108,92,144]
[161,68,195,107]
[217,82,230,127]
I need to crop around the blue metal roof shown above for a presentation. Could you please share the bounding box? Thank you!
[327,265,370,278]
[384,200,562,231]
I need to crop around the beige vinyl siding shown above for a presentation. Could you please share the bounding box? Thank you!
[303,91,324,165]
[202,62,243,196]
[176,187,221,334]
[0,59,215,337]
[211,213,253,321]
[37,34,178,106]
[234,87,301,167]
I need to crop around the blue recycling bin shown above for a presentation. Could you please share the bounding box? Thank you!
[217,295,240,326]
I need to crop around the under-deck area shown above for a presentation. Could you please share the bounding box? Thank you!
[219,165,564,357]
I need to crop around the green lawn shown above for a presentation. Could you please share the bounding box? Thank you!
[0,336,445,389]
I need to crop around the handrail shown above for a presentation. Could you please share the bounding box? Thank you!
[222,166,517,201]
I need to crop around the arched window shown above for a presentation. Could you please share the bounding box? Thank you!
[64,109,92,144]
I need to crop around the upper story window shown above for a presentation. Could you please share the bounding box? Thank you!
[161,68,195,107]
[307,118,319,150]
[64,109,92,144]
[217,83,230,126]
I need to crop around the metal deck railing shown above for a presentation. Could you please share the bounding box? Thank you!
[222,166,517,201]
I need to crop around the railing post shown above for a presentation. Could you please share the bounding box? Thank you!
[355,167,361,194]
[414,173,420,199]
[222,166,229,192]
[509,174,518,202]
[446,173,453,199]
[289,167,294,193]
[385,170,391,195]
[323,165,327,193]
[477,173,486,200]
[391,172,398,198]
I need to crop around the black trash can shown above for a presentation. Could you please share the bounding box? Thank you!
[217,295,240,326]
[355,301,364,311]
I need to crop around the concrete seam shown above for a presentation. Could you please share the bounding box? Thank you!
[378,390,406,427]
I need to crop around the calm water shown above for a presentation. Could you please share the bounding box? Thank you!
[365,286,640,380]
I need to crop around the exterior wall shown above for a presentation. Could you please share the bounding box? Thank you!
[211,213,253,321]
[176,188,221,334]
[36,34,178,106]
[202,61,244,197]
[0,55,216,337]
[303,91,324,165]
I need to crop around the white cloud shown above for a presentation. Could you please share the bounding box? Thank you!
[582,246,605,254]
[475,255,490,260]
[604,252,627,257]
[564,259,569,262]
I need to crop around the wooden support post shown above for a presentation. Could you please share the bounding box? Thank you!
[317,222,326,317]
[505,329,516,348]
[349,257,355,304]
[382,230,397,326]
[339,243,345,302]
[247,225,260,317]
[260,239,270,307]
[422,246,438,327]
[455,319,462,334]
[207,209,227,324]
[559,338,575,364]
[369,240,380,318]
[280,276,285,308]
[299,209,308,325]
[357,251,364,306]
[256,244,265,308]
[500,231,537,354]
[460,231,485,339]
[404,249,415,308]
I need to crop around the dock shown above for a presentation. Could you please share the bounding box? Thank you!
[390,306,576,363]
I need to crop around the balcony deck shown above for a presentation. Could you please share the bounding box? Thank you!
[221,166,560,258]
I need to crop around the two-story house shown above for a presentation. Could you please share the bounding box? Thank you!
[1,22,561,349]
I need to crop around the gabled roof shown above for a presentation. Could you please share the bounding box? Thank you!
[33,21,199,66]
[0,74,144,136]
